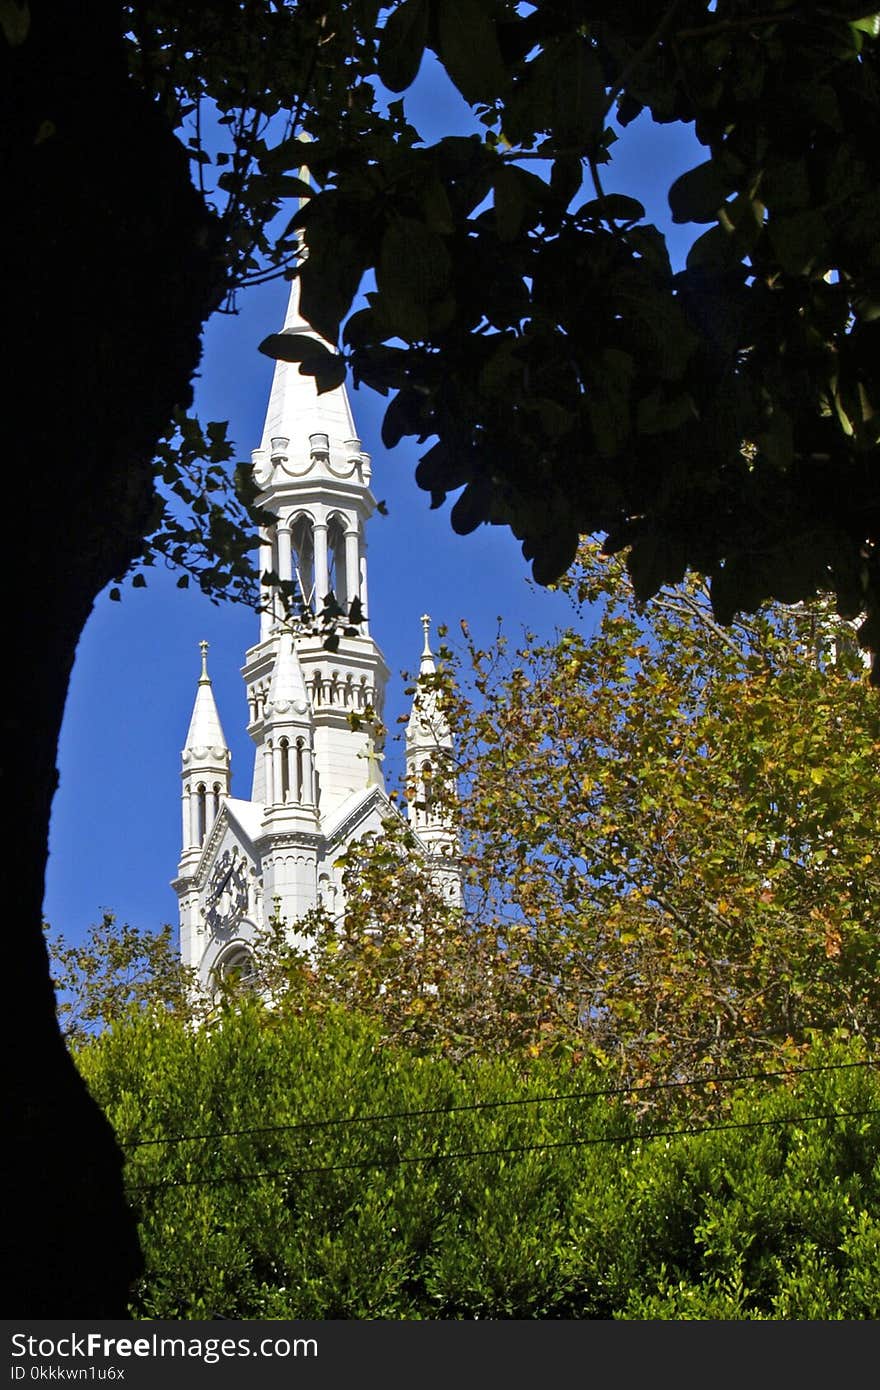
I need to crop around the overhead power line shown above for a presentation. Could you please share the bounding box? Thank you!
[126,1103,880,1195]
[122,1056,877,1152]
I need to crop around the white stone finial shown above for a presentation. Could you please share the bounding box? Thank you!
[419,614,435,675]
[184,641,229,755]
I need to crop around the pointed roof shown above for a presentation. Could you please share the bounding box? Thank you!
[266,631,311,719]
[259,275,358,457]
[184,641,229,754]
[419,612,436,675]
[407,615,452,750]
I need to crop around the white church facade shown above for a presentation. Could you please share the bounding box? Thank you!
[172,280,455,990]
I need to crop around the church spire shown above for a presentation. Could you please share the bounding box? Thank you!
[250,271,377,642]
[257,276,361,470]
[243,260,390,825]
[184,640,229,753]
[406,615,454,853]
[266,630,310,717]
[261,631,318,825]
[179,641,231,870]
[419,612,436,674]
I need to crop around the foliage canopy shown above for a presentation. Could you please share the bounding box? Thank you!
[50,0,879,659]
[291,545,880,1082]
[254,0,880,675]
[47,914,197,1047]
[79,1005,880,1319]
[58,547,880,1085]
[54,545,880,1317]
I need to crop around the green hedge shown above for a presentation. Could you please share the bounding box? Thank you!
[77,1006,880,1319]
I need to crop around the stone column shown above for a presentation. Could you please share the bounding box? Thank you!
[359,546,369,632]
[272,741,283,806]
[276,521,292,586]
[344,527,360,611]
[314,521,328,609]
[302,745,315,806]
[264,743,275,806]
[259,534,274,639]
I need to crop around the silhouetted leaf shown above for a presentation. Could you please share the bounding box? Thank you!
[669,161,733,225]
[435,0,507,104]
[377,0,429,92]
[627,533,686,601]
[576,193,646,225]
[450,477,492,534]
[259,331,335,364]
[303,355,348,394]
[529,529,579,586]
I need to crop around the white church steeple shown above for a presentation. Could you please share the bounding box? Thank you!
[174,278,455,990]
[406,615,455,856]
[251,276,375,643]
[179,641,231,872]
[244,273,389,823]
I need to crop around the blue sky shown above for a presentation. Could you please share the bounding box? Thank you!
[43,73,701,948]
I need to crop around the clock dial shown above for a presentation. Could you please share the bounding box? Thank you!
[205,850,249,934]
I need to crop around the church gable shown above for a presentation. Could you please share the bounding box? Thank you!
[321,783,399,853]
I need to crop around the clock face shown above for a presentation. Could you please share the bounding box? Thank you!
[205,850,249,935]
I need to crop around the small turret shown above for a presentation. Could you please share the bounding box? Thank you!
[405,615,454,853]
[179,641,231,872]
[261,632,317,825]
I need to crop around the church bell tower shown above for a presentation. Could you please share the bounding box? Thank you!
[173,277,453,990]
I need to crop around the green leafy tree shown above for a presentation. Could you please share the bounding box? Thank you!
[50,541,880,1082]
[78,1005,880,1318]
[303,545,880,1082]
[298,821,532,1056]
[281,0,880,677]
[46,915,201,1046]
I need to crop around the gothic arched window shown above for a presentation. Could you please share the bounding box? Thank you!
[295,737,305,803]
[291,514,316,611]
[279,736,291,802]
[327,514,347,608]
[421,760,434,822]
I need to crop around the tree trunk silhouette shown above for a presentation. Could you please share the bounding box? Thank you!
[3,0,222,1314]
